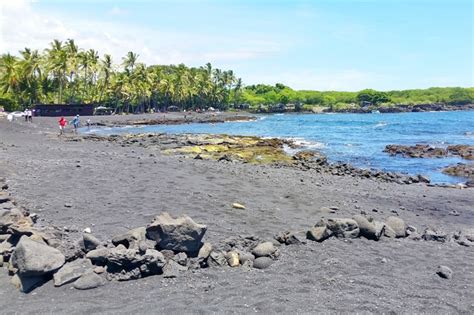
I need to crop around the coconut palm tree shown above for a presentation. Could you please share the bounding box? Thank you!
[65,39,79,102]
[19,48,43,105]
[98,54,113,103]
[122,51,139,74]
[46,39,68,103]
[0,53,21,106]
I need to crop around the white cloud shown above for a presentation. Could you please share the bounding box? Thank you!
[0,0,280,68]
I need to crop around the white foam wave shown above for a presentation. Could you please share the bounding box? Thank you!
[374,121,387,128]
[286,137,326,149]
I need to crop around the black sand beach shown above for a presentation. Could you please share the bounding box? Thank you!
[1,114,473,314]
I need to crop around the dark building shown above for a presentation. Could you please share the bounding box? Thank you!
[33,104,94,117]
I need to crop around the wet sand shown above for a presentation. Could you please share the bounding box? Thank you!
[0,114,473,314]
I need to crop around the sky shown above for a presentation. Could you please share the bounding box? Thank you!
[0,0,472,91]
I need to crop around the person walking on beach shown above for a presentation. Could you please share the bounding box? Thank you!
[71,115,80,133]
[58,117,67,135]
[27,109,33,122]
[24,109,28,122]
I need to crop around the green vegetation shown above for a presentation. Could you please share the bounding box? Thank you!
[0,39,473,112]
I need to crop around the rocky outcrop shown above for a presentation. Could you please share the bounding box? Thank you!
[447,145,474,160]
[384,144,474,160]
[384,144,447,158]
[442,163,474,179]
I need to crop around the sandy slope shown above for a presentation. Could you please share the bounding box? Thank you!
[0,116,473,314]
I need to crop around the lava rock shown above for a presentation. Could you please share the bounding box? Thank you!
[82,233,101,252]
[208,251,228,267]
[436,265,453,279]
[326,218,360,238]
[86,247,111,264]
[53,259,93,287]
[112,227,147,249]
[352,215,382,240]
[253,257,273,269]
[251,242,277,257]
[385,216,407,238]
[73,271,105,290]
[11,236,65,277]
[422,228,448,242]
[146,212,207,254]
[162,259,187,278]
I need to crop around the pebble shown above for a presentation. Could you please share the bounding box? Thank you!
[232,203,246,210]
[436,265,453,279]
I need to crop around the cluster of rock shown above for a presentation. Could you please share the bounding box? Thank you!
[302,214,474,247]
[442,164,474,182]
[97,114,257,128]
[384,144,474,160]
[326,103,474,114]
[292,150,430,185]
[1,182,280,293]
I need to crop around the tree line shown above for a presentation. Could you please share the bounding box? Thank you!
[0,39,472,112]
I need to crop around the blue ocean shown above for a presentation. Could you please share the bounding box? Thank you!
[89,111,474,184]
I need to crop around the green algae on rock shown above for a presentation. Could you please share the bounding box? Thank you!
[162,134,295,164]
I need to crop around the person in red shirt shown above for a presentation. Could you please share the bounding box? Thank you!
[58,117,67,135]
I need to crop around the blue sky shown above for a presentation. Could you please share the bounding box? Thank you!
[1,0,472,90]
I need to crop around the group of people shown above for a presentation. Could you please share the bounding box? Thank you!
[58,115,91,135]
[24,109,33,122]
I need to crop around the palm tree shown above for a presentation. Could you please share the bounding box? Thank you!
[122,51,139,73]
[20,48,43,105]
[87,49,99,101]
[65,39,79,102]
[0,53,21,106]
[46,39,67,103]
[98,54,113,103]
[233,77,243,108]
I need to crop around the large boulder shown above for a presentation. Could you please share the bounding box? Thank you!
[146,212,207,254]
[385,216,407,238]
[326,218,360,238]
[53,259,93,287]
[11,236,65,276]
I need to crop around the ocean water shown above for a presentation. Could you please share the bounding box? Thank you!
[88,111,474,184]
